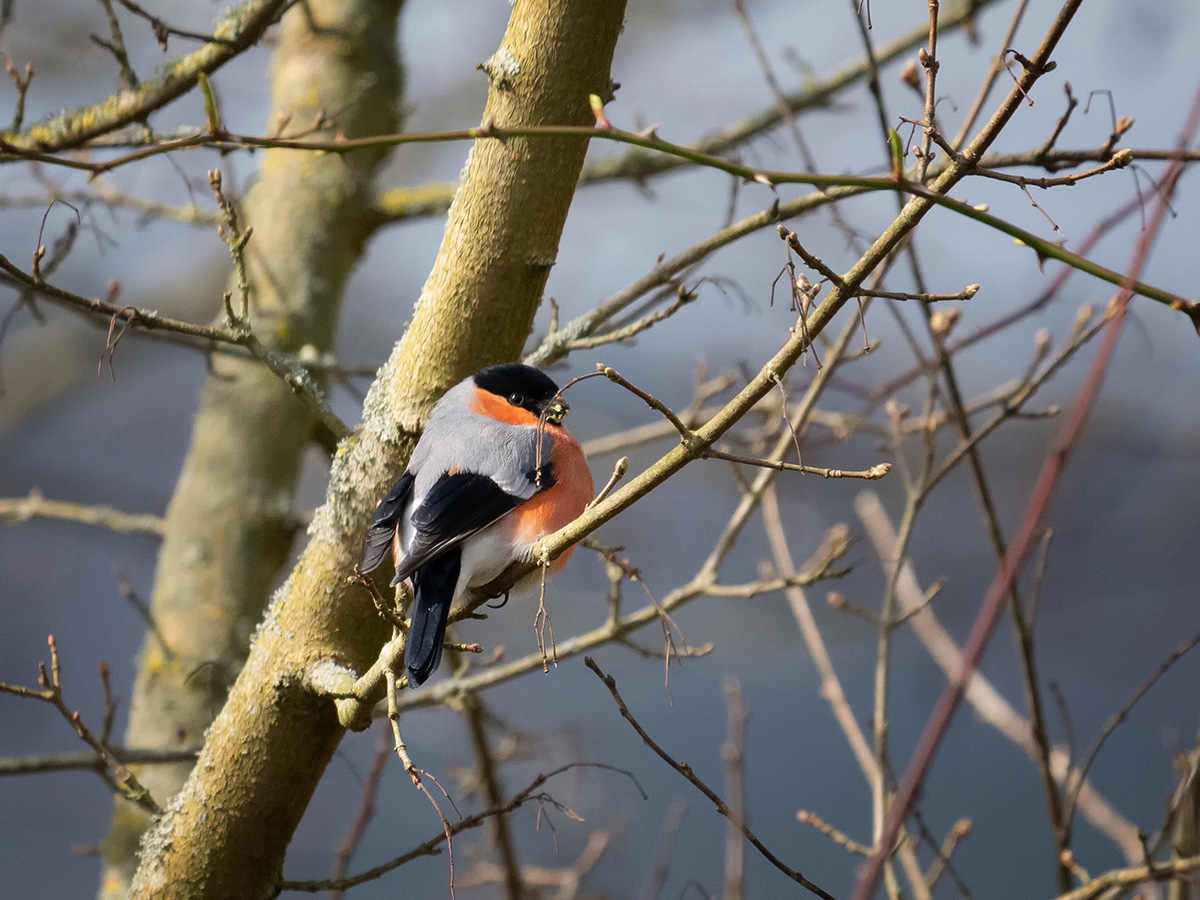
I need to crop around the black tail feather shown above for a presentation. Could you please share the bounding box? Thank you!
[405,549,462,686]
[360,472,414,574]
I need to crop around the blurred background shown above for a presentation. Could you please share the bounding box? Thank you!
[2,0,1199,897]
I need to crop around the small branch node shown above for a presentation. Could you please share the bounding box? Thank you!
[588,457,628,509]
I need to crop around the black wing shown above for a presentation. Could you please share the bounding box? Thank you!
[359,472,415,574]
[392,471,524,585]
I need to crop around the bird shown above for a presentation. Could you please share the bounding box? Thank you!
[360,363,594,686]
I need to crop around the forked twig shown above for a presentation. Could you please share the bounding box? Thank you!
[0,636,161,813]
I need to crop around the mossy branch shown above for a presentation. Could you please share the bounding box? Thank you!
[0,0,289,152]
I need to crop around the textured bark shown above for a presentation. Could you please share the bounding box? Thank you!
[126,2,626,898]
[397,0,623,389]
[100,1,403,897]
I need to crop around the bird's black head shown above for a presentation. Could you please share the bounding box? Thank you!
[473,363,568,423]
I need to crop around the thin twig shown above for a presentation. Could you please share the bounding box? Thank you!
[1061,633,1200,840]
[638,799,687,900]
[585,657,836,900]
[598,365,695,444]
[114,568,174,660]
[722,679,747,900]
[856,284,979,303]
[279,762,645,893]
[461,692,523,900]
[587,457,628,509]
[705,448,890,480]
[384,664,457,898]
[4,56,33,132]
[330,727,392,900]
[797,810,873,856]
[115,0,236,49]
[0,746,199,776]
[208,169,350,443]
[0,489,165,535]
[924,818,973,891]
[0,636,161,813]
[1052,855,1200,900]
[950,0,1033,149]
[914,0,941,184]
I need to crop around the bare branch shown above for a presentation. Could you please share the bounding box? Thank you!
[0,636,162,813]
[279,762,645,893]
[0,489,165,535]
[0,746,199,777]
[2,0,289,152]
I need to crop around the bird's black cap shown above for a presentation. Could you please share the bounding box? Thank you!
[473,363,562,417]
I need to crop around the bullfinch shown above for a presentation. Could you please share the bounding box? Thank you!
[360,363,594,686]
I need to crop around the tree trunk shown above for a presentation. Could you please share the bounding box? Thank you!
[100,1,404,896]
[126,2,626,897]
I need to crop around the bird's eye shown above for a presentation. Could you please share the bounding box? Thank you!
[507,393,526,407]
